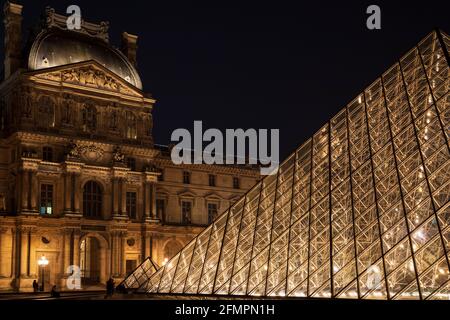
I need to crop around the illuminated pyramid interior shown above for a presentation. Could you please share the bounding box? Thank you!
[126,30,450,299]
[121,257,159,290]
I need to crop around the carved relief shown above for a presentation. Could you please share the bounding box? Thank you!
[63,67,120,92]
[62,69,79,83]
[66,141,81,160]
[36,65,140,96]
[146,112,153,136]
[21,87,33,118]
[61,94,75,125]
[22,149,38,158]
[78,144,105,162]
[37,95,55,127]
[109,108,119,131]
[44,7,109,42]
[112,146,125,164]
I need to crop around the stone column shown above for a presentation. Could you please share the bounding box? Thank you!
[63,230,71,273]
[28,229,36,278]
[119,233,125,276]
[150,183,157,219]
[59,230,70,288]
[121,179,127,217]
[145,233,151,259]
[144,182,151,220]
[140,231,146,262]
[0,228,4,277]
[72,230,81,268]
[73,174,81,213]
[21,170,29,211]
[30,171,38,213]
[112,178,119,216]
[19,228,27,277]
[112,232,119,277]
[10,228,16,278]
[16,171,22,213]
[64,173,72,213]
[109,232,116,277]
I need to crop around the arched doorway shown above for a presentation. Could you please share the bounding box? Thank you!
[83,181,102,218]
[80,237,101,285]
[79,234,108,286]
[162,239,183,265]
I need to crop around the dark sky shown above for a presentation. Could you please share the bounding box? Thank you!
[3,0,450,160]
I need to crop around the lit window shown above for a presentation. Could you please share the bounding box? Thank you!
[181,201,192,224]
[126,111,137,139]
[40,184,53,215]
[207,203,218,224]
[126,192,137,219]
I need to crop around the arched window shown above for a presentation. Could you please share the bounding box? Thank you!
[126,111,137,139]
[82,104,97,132]
[83,181,102,218]
[42,146,53,162]
[163,240,183,262]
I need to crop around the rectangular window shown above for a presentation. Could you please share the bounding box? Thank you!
[183,171,190,184]
[233,177,240,189]
[40,184,53,215]
[208,174,216,187]
[43,147,53,162]
[181,201,192,224]
[126,192,137,219]
[126,157,136,171]
[158,169,164,181]
[156,199,165,221]
[207,203,218,224]
[126,260,137,275]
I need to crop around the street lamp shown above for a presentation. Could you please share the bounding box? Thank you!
[37,255,49,292]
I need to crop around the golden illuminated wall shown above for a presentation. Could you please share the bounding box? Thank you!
[128,30,450,300]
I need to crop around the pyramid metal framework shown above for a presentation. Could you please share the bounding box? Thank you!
[120,257,159,290]
[134,30,450,299]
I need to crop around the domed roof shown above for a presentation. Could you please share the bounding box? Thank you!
[28,30,142,89]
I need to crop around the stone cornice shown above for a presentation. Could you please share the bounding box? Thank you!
[154,157,260,177]
[0,215,205,234]
[3,132,159,157]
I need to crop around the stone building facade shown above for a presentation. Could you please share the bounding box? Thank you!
[0,3,259,291]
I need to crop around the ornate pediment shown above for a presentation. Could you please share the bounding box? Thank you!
[65,141,105,163]
[29,61,143,97]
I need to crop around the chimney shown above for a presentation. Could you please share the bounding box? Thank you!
[121,32,138,67]
[3,1,23,78]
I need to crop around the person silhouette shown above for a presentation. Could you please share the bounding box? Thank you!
[32,280,39,293]
[50,285,60,298]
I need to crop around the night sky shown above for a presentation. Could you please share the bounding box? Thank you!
[2,0,450,160]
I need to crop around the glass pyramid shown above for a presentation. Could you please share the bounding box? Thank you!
[135,30,450,299]
[120,257,159,290]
